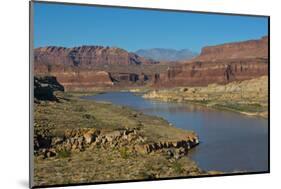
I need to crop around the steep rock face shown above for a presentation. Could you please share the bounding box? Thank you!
[34,46,158,90]
[155,36,268,87]
[195,36,268,61]
[35,46,157,68]
[34,36,268,90]
[51,70,114,91]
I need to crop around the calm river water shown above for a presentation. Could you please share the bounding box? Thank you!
[82,92,268,173]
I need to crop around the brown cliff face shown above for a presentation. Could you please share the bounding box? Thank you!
[35,46,157,67]
[34,36,269,90]
[155,36,268,87]
[195,36,268,61]
[34,46,158,91]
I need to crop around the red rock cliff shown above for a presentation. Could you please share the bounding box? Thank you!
[197,36,268,61]
[34,46,158,91]
[35,46,157,67]
[156,36,268,87]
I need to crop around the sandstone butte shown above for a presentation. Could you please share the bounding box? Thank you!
[156,36,268,87]
[34,46,159,91]
[34,36,268,90]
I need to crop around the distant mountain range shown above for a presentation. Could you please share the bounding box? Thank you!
[135,48,198,61]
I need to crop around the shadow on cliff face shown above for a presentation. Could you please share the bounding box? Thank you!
[34,76,64,101]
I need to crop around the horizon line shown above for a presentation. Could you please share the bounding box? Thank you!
[34,35,268,53]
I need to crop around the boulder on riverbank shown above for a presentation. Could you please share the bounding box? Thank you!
[34,76,64,101]
[34,126,199,160]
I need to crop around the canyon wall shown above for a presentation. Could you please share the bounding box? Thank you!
[34,36,268,90]
[34,46,158,90]
[35,46,157,67]
[196,36,268,61]
[155,36,268,87]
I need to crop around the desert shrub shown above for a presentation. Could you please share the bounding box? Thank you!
[216,102,264,112]
[57,149,71,158]
[82,114,95,120]
[74,105,86,112]
[139,171,156,180]
[119,147,130,159]
[172,161,184,174]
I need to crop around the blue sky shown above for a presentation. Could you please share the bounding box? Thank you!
[33,2,268,53]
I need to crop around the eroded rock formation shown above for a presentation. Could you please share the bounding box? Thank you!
[34,46,157,67]
[155,36,268,87]
[196,36,268,61]
[34,127,199,159]
[34,46,158,90]
[34,36,268,90]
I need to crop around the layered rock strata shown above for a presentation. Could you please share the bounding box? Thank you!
[34,36,268,89]
[155,36,268,87]
[34,46,158,90]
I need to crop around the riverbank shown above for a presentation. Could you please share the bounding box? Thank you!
[34,91,214,186]
[142,76,268,118]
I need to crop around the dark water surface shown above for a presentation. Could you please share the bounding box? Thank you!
[82,92,268,173]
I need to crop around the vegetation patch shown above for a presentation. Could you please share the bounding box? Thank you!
[34,92,202,186]
[213,103,266,113]
[57,149,71,158]
[119,147,130,159]
[171,161,184,174]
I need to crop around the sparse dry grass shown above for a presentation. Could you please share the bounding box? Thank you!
[34,147,202,186]
[33,92,201,186]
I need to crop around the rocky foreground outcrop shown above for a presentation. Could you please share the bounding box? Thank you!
[34,76,64,101]
[155,36,268,87]
[35,127,199,159]
[33,90,203,185]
